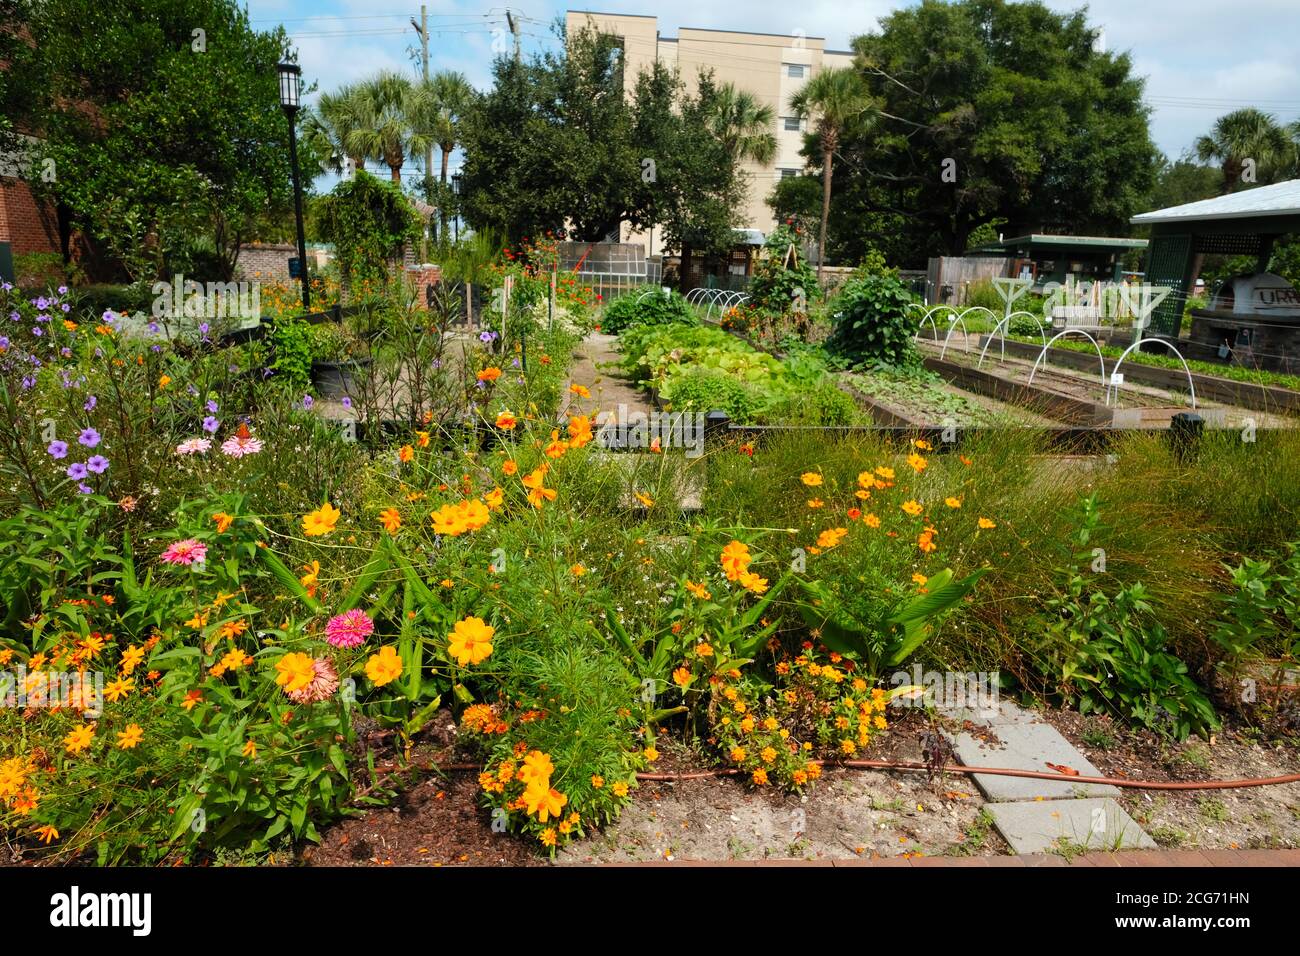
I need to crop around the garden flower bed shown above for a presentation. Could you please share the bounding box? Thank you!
[2,279,1299,868]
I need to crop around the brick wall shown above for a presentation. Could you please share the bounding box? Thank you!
[233,242,298,282]
[0,175,60,255]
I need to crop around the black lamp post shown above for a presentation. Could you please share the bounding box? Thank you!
[277,60,311,312]
[451,172,463,244]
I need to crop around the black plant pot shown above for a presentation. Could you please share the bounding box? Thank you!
[310,357,372,400]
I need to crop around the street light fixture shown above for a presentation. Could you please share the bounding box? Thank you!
[277,60,311,312]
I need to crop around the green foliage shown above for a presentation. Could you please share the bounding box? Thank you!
[1211,545,1300,689]
[835,0,1157,260]
[1044,495,1219,740]
[19,0,306,283]
[600,288,696,334]
[747,225,820,315]
[798,569,985,679]
[315,171,422,290]
[827,271,919,368]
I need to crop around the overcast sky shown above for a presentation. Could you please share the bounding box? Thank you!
[247,0,1300,183]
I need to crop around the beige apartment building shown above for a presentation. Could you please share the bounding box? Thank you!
[565,11,854,261]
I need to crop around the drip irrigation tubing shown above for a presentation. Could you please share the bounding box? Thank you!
[376,760,1300,792]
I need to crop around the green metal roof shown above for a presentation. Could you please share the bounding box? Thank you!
[968,234,1148,254]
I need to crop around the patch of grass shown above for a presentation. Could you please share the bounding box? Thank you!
[1148,825,1188,848]
[1080,726,1118,750]
[945,809,995,856]
[1197,797,1229,823]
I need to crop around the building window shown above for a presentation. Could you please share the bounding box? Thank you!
[783,116,801,132]
[780,168,800,179]
[785,63,805,78]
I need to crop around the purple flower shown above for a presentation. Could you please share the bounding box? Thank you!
[31,327,42,337]
[341,396,352,409]
[61,303,71,313]
[302,394,314,409]
[86,455,109,474]
[21,376,35,390]
[84,395,97,412]
[66,461,88,480]
[479,331,497,343]
[35,297,48,310]
[511,359,520,369]
[47,440,68,459]
[147,321,160,334]
[77,482,93,495]
[0,336,8,349]
[57,285,68,295]
[206,399,218,414]
[60,348,71,358]
[199,322,210,335]
[202,416,219,433]
[78,428,100,448]
[1,282,11,291]
[151,344,163,352]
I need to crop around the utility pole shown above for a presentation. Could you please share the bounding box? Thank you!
[411,5,433,258]
[506,10,521,62]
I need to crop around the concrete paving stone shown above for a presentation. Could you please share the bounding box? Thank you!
[944,702,1119,801]
[985,798,1157,856]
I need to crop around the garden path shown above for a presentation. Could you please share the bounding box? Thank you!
[562,332,654,424]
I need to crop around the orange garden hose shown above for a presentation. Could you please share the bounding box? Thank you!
[377,760,1300,792]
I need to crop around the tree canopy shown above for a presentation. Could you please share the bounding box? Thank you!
[828,0,1158,264]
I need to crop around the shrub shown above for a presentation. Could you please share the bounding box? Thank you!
[827,272,918,368]
[600,288,695,335]
[747,224,820,316]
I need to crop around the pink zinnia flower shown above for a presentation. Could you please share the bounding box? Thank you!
[176,438,212,455]
[325,609,374,648]
[160,538,207,566]
[221,435,263,458]
[285,658,340,704]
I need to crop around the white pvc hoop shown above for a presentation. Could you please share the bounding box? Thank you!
[1027,329,1108,391]
[978,310,1048,368]
[1107,338,1197,409]
[938,312,971,360]
[915,305,953,343]
[684,287,712,305]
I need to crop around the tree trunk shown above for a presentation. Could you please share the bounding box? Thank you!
[678,242,693,295]
[440,147,452,236]
[818,146,833,284]
[390,164,403,184]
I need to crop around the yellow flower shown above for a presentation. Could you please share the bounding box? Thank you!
[378,507,402,533]
[612,781,629,798]
[864,512,881,528]
[242,739,257,759]
[416,430,430,448]
[158,375,171,389]
[751,768,769,785]
[684,580,711,600]
[104,677,134,702]
[912,572,928,586]
[816,527,848,549]
[570,383,591,398]
[901,500,923,517]
[591,774,604,788]
[213,512,234,533]
[907,453,928,473]
[299,560,320,589]
[730,746,746,763]
[738,570,769,595]
[643,746,659,763]
[634,491,654,508]
[800,472,823,487]
[945,497,961,509]
[720,541,751,581]
[978,517,997,529]
[523,781,568,822]
[540,827,557,847]
[365,646,404,686]
[399,444,414,463]
[447,616,495,666]
[274,652,317,693]
[495,410,518,430]
[503,459,518,476]
[518,751,555,786]
[807,498,824,509]
[761,746,777,763]
[484,487,504,510]
[36,825,59,844]
[302,502,341,537]
[63,724,94,755]
[695,642,713,657]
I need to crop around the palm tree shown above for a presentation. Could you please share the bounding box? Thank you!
[791,67,874,281]
[1194,108,1290,193]
[707,82,777,165]
[343,71,432,184]
[411,71,476,234]
[316,85,368,175]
